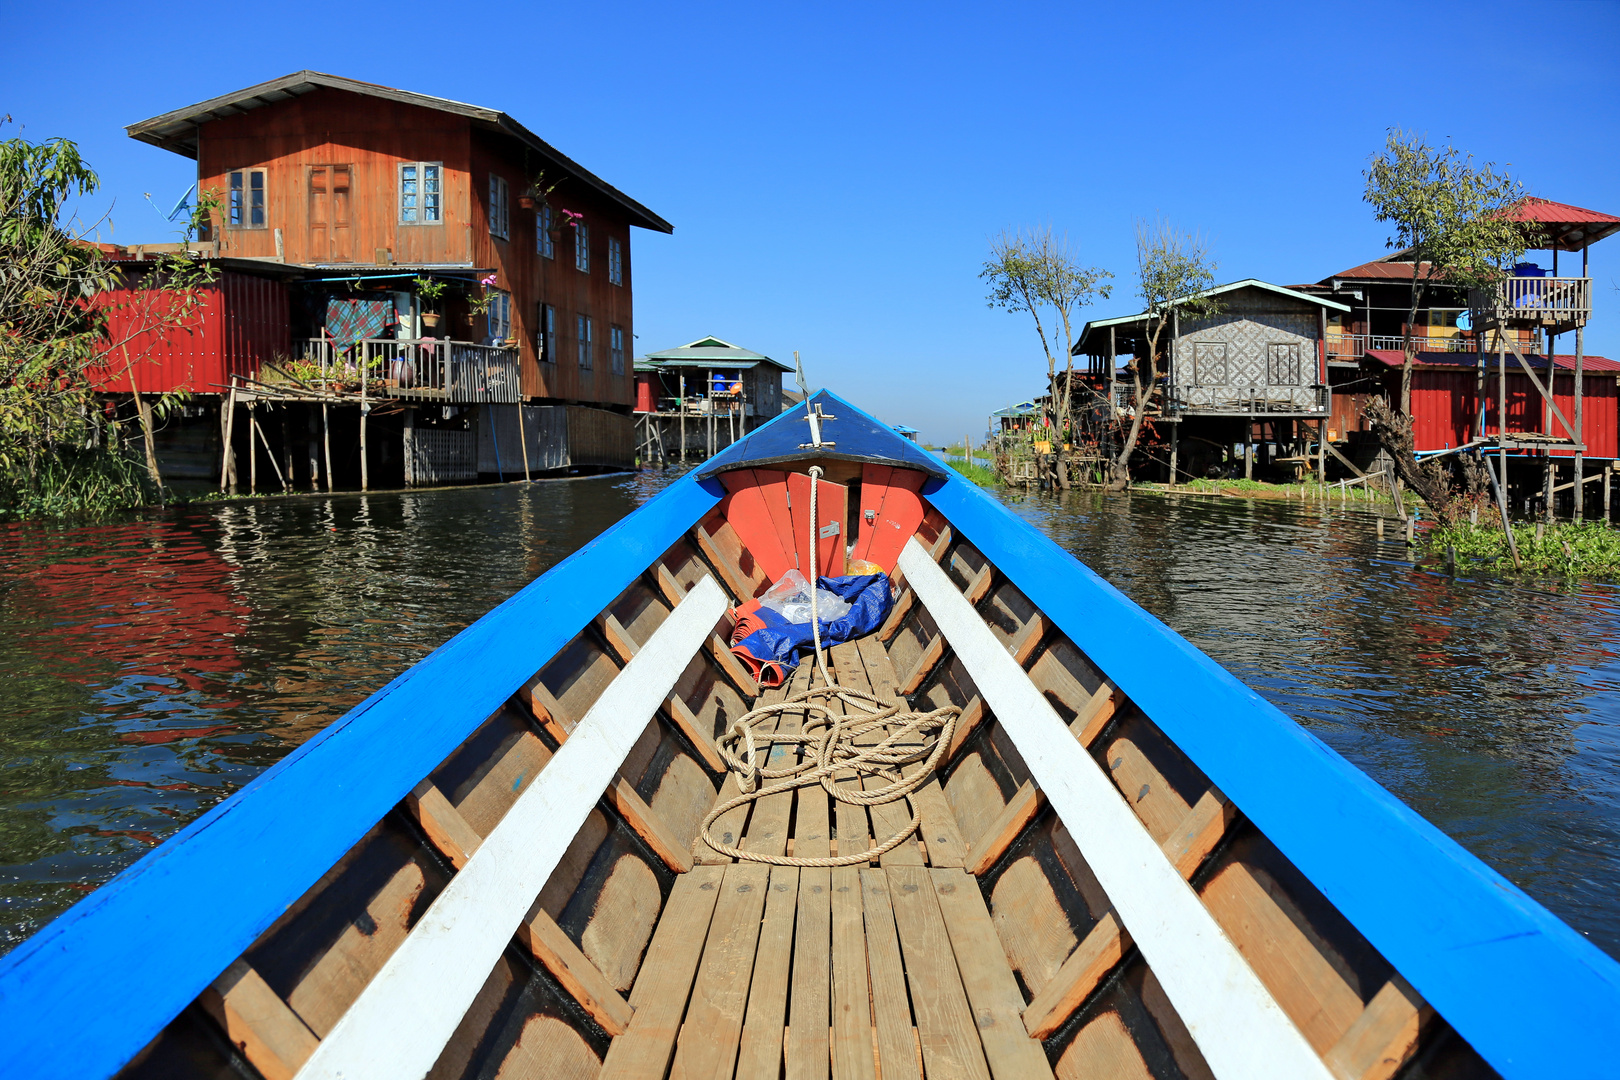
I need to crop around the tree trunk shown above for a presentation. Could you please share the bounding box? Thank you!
[132,391,163,493]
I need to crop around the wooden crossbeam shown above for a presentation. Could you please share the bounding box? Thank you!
[1021,787,1236,1040]
[200,960,319,1080]
[602,611,726,772]
[654,562,761,698]
[965,781,1046,876]
[898,538,1332,1080]
[404,780,482,870]
[517,902,635,1037]
[606,777,694,873]
[295,577,727,1080]
[1008,613,1048,667]
[1324,976,1432,1080]
[898,635,946,696]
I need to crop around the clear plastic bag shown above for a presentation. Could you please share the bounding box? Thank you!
[758,569,852,625]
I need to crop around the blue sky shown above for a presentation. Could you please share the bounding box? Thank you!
[6,0,1618,444]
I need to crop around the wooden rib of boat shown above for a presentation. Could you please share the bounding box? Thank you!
[2,390,1617,1080]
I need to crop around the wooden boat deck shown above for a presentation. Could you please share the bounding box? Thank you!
[605,636,1038,1080]
[98,468,1505,1080]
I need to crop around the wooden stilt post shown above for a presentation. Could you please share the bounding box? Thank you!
[1575,314,1586,519]
[403,407,416,488]
[248,403,259,495]
[1545,456,1554,522]
[219,383,237,495]
[1169,422,1178,487]
[679,373,686,460]
[1605,463,1612,523]
[517,400,532,481]
[280,408,295,493]
[1244,427,1254,481]
[322,403,333,492]
[307,406,320,492]
[360,357,370,492]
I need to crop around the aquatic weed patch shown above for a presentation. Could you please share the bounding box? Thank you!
[1426,521,1620,578]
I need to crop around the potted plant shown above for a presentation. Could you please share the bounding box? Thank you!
[519,169,560,211]
[414,276,447,331]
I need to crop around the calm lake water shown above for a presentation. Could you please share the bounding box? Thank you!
[1,474,1617,965]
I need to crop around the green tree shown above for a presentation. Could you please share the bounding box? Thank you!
[1111,219,1220,491]
[1362,130,1528,524]
[981,226,1112,488]
[1363,130,1528,415]
[0,126,214,515]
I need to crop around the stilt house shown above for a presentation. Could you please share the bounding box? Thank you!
[1073,280,1348,480]
[98,71,673,489]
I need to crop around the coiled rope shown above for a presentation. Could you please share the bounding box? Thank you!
[698,465,959,867]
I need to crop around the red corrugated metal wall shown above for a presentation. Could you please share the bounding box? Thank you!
[635,373,655,412]
[1395,367,1618,458]
[92,271,289,394]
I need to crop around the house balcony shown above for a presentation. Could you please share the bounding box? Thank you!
[1324,330,1543,362]
[1469,276,1591,335]
[295,338,521,404]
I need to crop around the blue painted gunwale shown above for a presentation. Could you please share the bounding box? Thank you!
[4,390,1617,1079]
[912,430,1620,1076]
[0,468,728,1080]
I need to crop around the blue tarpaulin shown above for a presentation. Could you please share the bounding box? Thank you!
[730,573,894,687]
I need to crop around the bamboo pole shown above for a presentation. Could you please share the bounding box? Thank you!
[517,400,531,481]
[248,403,258,495]
[1484,452,1521,569]
[219,382,237,494]
[253,411,288,491]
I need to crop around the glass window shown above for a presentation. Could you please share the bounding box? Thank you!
[608,236,623,286]
[227,169,267,229]
[538,303,557,361]
[576,314,592,369]
[537,204,554,259]
[575,222,590,273]
[487,290,512,342]
[610,325,625,375]
[489,175,509,239]
[399,162,442,224]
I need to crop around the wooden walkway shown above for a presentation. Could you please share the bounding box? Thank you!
[600,636,1050,1080]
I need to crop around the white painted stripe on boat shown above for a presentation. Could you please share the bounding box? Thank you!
[896,539,1332,1080]
[295,575,728,1080]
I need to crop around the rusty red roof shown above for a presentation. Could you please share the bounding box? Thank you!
[1505,197,1620,250]
[1364,348,1620,372]
[1324,259,1428,282]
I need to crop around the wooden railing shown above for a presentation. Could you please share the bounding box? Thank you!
[1325,331,1542,360]
[1469,276,1592,326]
[296,338,521,403]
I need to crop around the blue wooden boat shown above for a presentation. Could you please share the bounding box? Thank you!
[1,391,1617,1080]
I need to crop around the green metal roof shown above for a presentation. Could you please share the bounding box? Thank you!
[991,400,1039,418]
[641,336,795,371]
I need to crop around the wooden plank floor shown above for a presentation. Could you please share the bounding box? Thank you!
[617,636,1045,1079]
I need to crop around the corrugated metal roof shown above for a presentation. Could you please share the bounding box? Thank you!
[1323,259,1429,282]
[1507,197,1620,250]
[1364,349,1620,372]
[641,336,794,371]
[125,71,673,234]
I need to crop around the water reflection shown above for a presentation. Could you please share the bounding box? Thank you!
[1007,487,1620,959]
[2,473,1616,965]
[0,471,681,952]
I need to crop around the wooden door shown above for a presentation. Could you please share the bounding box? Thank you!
[308,165,353,262]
